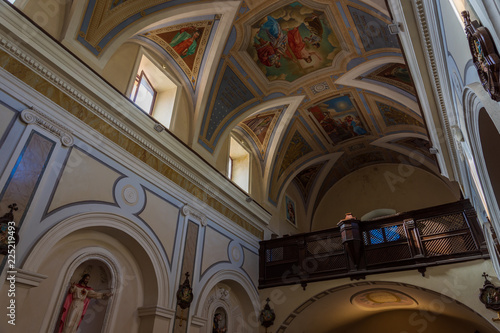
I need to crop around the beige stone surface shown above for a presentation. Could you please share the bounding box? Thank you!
[48,148,121,212]
[139,190,179,262]
[201,227,231,275]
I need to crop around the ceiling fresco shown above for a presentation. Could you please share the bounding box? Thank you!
[246,2,341,82]
[140,21,213,87]
[72,0,440,227]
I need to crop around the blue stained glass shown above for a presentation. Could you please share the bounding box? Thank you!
[368,226,400,244]
[369,229,384,244]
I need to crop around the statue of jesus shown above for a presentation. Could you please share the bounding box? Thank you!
[57,274,112,333]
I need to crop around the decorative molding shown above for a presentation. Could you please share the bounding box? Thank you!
[190,315,208,327]
[388,0,458,180]
[137,306,175,319]
[0,29,268,238]
[182,204,208,226]
[412,0,459,179]
[20,108,74,146]
[13,268,47,288]
[310,82,330,95]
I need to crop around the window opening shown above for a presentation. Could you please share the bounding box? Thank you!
[130,71,157,114]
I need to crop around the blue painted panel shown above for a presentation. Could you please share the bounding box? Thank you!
[205,67,255,140]
[348,6,399,52]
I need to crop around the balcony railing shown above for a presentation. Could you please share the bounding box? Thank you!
[259,200,489,289]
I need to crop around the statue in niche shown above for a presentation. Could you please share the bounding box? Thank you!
[57,274,112,333]
[213,309,227,333]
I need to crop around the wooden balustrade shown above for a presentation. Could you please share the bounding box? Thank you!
[259,200,489,289]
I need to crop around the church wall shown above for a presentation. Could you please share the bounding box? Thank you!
[101,43,140,95]
[0,35,261,333]
[312,164,460,231]
[19,0,67,40]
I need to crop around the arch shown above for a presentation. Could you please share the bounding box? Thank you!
[275,280,498,333]
[194,270,260,332]
[210,95,304,165]
[335,56,419,113]
[53,255,117,333]
[20,212,170,332]
[463,83,500,235]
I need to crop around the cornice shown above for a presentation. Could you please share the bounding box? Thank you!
[0,2,268,239]
[412,0,460,179]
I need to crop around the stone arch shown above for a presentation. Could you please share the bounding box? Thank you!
[275,280,498,332]
[20,212,170,333]
[54,255,116,333]
[194,270,260,333]
[463,84,500,227]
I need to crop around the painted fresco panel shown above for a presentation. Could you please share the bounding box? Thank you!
[278,131,312,178]
[364,63,415,95]
[376,102,424,128]
[141,21,213,88]
[243,114,274,145]
[295,163,324,202]
[240,109,282,159]
[285,195,296,226]
[308,95,368,144]
[348,6,399,51]
[247,2,341,82]
[205,66,255,141]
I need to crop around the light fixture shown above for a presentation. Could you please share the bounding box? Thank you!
[154,123,165,132]
[259,298,276,332]
[175,272,193,326]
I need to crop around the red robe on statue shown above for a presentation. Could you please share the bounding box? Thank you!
[57,284,97,333]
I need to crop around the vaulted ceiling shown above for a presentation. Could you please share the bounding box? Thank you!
[14,0,443,225]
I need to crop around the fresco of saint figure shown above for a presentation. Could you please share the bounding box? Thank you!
[169,26,200,58]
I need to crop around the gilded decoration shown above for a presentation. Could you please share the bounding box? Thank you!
[140,20,213,88]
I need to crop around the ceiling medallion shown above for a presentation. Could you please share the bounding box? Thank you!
[462,11,500,101]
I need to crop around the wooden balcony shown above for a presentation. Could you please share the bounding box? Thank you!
[259,200,489,289]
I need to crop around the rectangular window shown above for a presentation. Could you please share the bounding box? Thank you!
[130,71,157,114]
